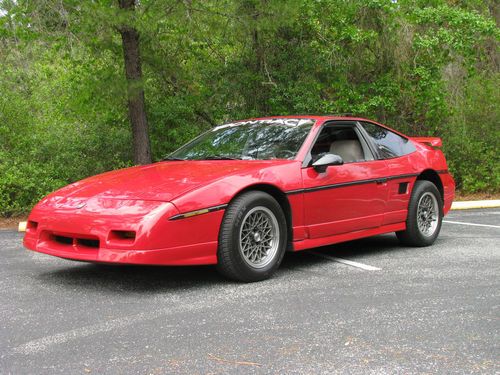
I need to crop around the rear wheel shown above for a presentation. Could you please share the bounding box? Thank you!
[396,180,443,247]
[217,191,287,282]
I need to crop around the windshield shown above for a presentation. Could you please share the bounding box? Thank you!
[167,119,314,160]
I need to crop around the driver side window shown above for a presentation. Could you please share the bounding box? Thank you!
[311,125,374,163]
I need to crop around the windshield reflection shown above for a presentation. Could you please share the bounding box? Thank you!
[168,119,314,161]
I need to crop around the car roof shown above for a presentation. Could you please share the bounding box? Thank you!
[247,115,373,123]
[236,115,408,138]
[251,115,362,120]
[234,115,372,129]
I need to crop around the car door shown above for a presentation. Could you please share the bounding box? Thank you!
[359,121,419,226]
[301,122,390,239]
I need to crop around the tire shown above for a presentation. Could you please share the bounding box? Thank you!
[217,191,288,282]
[396,180,443,247]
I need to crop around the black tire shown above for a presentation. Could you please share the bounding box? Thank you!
[217,191,287,282]
[396,180,443,247]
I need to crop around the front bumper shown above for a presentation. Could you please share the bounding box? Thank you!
[24,235,218,265]
[23,201,224,266]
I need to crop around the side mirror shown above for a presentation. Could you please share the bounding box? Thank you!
[312,153,344,173]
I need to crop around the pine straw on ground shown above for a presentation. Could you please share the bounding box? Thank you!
[0,216,28,230]
[454,192,500,201]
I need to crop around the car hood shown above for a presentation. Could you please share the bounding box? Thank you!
[42,160,291,205]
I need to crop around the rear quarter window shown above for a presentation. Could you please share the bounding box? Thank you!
[361,121,416,159]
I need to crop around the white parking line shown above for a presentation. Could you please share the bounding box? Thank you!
[444,220,500,229]
[310,252,381,271]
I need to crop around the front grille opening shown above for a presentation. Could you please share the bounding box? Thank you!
[76,238,100,248]
[50,233,100,249]
[54,235,73,245]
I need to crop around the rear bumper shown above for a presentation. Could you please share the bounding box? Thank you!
[440,172,456,215]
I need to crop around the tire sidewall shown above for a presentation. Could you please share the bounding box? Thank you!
[407,181,443,246]
[220,192,287,281]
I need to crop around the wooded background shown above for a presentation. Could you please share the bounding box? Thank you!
[0,0,498,217]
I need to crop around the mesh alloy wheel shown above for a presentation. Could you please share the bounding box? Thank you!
[217,191,287,282]
[416,192,439,237]
[396,180,443,247]
[239,206,280,269]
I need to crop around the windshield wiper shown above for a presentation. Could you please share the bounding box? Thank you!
[162,156,185,161]
[203,155,242,160]
[162,155,242,161]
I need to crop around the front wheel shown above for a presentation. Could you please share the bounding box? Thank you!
[396,180,443,247]
[217,191,287,282]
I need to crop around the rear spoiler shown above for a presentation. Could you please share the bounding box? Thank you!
[410,137,442,148]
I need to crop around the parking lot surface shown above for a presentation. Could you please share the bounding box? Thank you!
[1,209,499,374]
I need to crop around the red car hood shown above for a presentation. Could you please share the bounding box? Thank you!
[44,160,289,204]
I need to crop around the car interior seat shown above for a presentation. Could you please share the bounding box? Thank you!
[329,140,364,163]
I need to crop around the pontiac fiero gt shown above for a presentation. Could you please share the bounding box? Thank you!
[24,116,455,281]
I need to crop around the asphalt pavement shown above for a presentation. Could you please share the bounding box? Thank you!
[0,209,499,374]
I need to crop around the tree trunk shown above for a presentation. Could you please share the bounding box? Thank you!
[118,0,152,165]
[246,0,268,114]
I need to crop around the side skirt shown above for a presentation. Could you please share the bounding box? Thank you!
[292,222,406,251]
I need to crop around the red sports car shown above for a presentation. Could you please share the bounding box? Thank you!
[24,116,455,281]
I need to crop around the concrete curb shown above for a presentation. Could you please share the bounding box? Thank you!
[451,200,500,210]
[16,200,499,232]
[18,221,27,232]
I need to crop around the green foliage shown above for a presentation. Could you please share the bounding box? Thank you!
[443,73,500,192]
[0,0,499,216]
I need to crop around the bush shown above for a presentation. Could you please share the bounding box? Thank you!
[444,74,500,193]
[0,0,498,217]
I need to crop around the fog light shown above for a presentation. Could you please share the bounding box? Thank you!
[27,221,38,231]
[108,230,136,244]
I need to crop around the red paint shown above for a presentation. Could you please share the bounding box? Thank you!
[24,116,455,265]
[301,160,389,237]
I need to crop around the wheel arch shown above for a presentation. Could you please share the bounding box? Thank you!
[416,169,444,201]
[232,184,293,248]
